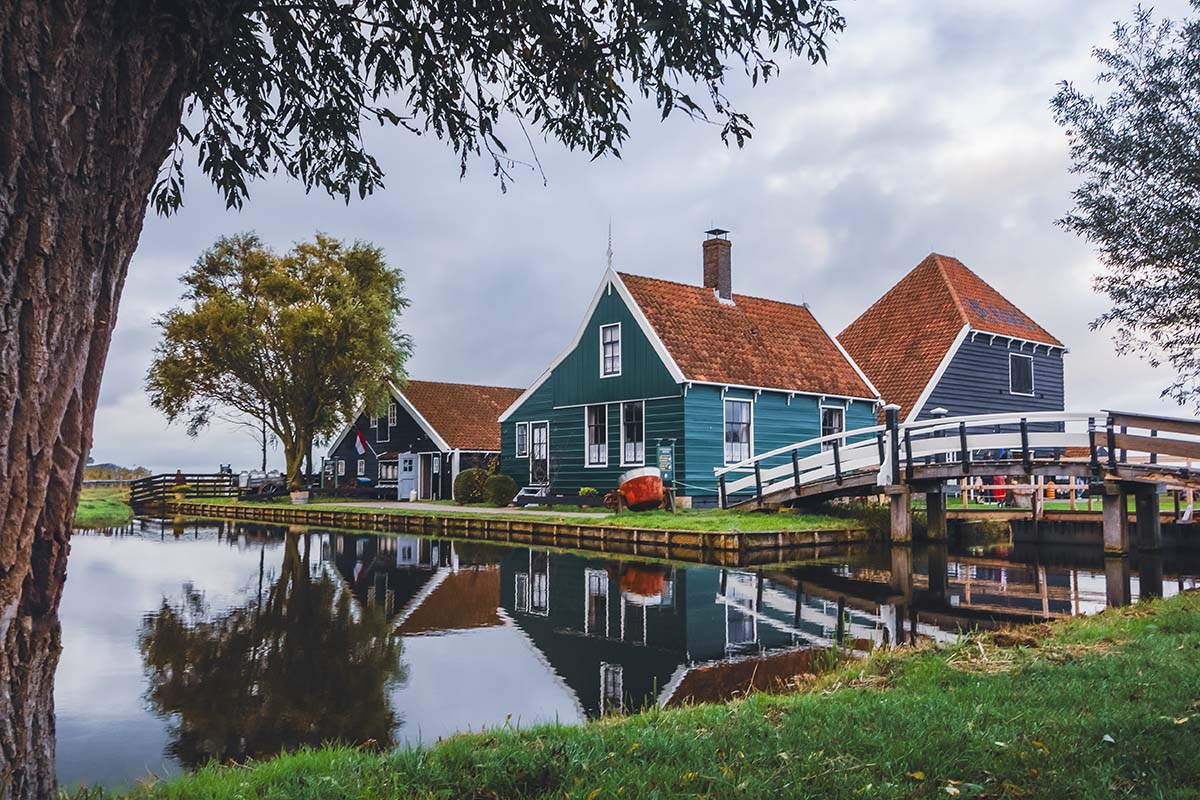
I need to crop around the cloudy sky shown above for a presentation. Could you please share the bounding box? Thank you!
[92,0,1195,473]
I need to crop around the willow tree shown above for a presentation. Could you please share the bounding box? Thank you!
[0,1,845,794]
[1053,2,1200,407]
[147,233,409,487]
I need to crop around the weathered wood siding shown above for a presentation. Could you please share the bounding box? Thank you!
[916,336,1065,420]
[329,399,439,483]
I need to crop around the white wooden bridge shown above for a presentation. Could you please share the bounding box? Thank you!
[715,407,1200,554]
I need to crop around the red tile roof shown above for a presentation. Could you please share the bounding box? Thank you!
[400,380,523,451]
[837,253,1062,419]
[617,272,876,399]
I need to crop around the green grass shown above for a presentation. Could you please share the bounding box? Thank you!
[174,496,873,533]
[68,590,1200,799]
[73,485,134,528]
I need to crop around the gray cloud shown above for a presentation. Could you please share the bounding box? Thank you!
[89,0,1197,472]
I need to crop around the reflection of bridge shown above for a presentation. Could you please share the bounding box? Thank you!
[716,408,1200,554]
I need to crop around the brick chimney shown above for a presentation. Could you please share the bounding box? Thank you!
[703,228,732,301]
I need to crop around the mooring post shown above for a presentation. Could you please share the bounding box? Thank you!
[1102,484,1129,555]
[925,489,947,540]
[1134,487,1162,550]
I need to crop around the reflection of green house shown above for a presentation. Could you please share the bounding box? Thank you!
[497,231,880,506]
[497,550,813,717]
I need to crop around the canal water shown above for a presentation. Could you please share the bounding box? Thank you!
[58,517,1200,789]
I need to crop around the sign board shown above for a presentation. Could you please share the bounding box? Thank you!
[656,442,675,484]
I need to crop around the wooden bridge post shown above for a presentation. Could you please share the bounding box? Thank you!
[1104,556,1132,607]
[925,489,947,540]
[1134,486,1162,550]
[887,486,912,544]
[1102,484,1129,555]
[884,404,902,486]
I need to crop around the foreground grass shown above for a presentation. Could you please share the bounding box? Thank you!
[73,485,134,528]
[71,591,1200,799]
[176,496,873,533]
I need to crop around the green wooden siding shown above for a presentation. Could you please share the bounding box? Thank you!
[552,283,679,407]
[680,385,878,500]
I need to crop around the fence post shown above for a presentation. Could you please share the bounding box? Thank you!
[1150,429,1158,465]
[754,461,763,506]
[791,449,801,491]
[1106,415,1118,470]
[903,428,914,482]
[1020,417,1031,471]
[1088,417,1099,471]
[832,439,843,485]
[959,421,971,474]
[884,404,901,485]
[718,476,727,510]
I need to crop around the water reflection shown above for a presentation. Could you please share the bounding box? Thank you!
[58,518,1200,788]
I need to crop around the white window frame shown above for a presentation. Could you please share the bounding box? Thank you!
[599,322,622,378]
[1009,353,1035,396]
[337,459,346,476]
[357,458,366,476]
[723,397,754,465]
[528,420,550,484]
[388,401,398,426]
[515,421,529,458]
[819,404,846,452]
[584,404,608,468]
[620,400,645,466]
[369,414,377,428]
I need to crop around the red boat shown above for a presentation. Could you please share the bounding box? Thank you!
[619,466,664,511]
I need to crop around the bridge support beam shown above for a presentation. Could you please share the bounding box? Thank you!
[886,486,912,544]
[1134,489,1162,550]
[1102,488,1129,555]
[1104,556,1131,607]
[925,491,947,540]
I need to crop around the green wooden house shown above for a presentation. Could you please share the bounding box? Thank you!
[498,231,881,507]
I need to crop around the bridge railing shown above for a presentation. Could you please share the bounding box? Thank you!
[1103,410,1200,469]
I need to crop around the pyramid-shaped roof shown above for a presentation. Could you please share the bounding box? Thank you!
[838,253,1062,419]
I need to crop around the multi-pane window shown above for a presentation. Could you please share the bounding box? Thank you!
[600,663,624,714]
[600,323,621,377]
[585,569,610,636]
[586,405,608,466]
[621,401,644,465]
[820,406,845,451]
[387,402,398,426]
[724,399,752,464]
[337,459,346,476]
[515,422,529,457]
[369,415,378,428]
[1009,353,1034,395]
[357,459,366,476]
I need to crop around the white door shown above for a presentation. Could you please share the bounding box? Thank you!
[397,454,417,499]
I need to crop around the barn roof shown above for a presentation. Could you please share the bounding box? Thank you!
[399,380,522,451]
[617,272,878,399]
[837,253,1063,420]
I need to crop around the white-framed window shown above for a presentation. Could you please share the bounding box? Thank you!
[1009,353,1034,396]
[402,458,414,473]
[600,663,624,714]
[369,414,378,428]
[820,405,845,451]
[515,421,529,457]
[337,459,346,476]
[514,573,530,613]
[621,400,645,465]
[584,568,610,637]
[600,323,621,377]
[357,459,366,476]
[388,402,398,426]
[585,405,608,467]
[724,399,753,464]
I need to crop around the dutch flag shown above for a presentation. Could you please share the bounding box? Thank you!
[355,431,368,456]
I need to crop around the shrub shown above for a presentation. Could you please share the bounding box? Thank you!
[453,467,489,504]
[579,487,599,497]
[483,473,518,507]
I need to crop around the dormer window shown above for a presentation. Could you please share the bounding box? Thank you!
[600,323,621,377]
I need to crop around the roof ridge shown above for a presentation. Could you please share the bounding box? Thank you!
[403,378,523,393]
[929,253,972,326]
[619,270,815,313]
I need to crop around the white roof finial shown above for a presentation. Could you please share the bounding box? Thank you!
[606,218,613,271]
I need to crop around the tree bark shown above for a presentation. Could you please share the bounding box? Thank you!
[0,3,237,795]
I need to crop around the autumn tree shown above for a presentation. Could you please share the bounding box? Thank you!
[0,0,845,794]
[147,233,410,487]
[1053,2,1200,408]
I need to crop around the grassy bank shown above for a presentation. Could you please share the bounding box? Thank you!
[175,496,879,533]
[73,485,134,528]
[71,591,1200,799]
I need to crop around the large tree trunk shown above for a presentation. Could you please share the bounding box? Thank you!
[0,3,234,796]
